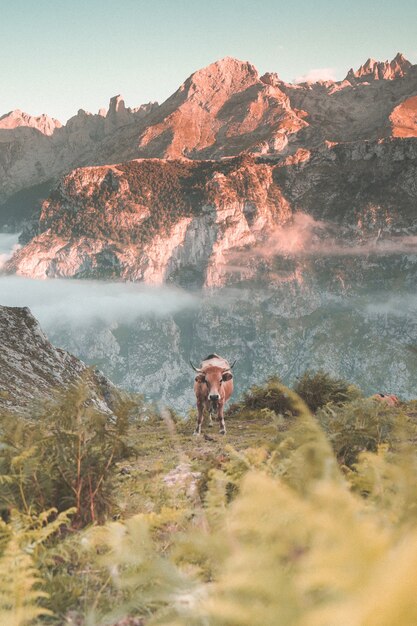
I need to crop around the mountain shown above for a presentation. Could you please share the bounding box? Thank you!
[0,305,117,415]
[107,57,307,160]
[345,52,412,83]
[2,53,417,406]
[0,97,157,221]
[1,53,417,229]
[7,137,417,284]
[7,155,291,283]
[0,109,62,135]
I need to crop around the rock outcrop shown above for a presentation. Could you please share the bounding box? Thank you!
[390,95,417,137]
[7,155,291,284]
[7,138,417,286]
[0,305,117,415]
[345,53,412,83]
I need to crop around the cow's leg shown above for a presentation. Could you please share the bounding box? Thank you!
[217,403,226,435]
[208,406,214,427]
[194,401,204,435]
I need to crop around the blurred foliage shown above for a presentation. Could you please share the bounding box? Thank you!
[1,373,417,625]
[294,370,361,412]
[227,376,296,419]
[82,385,417,626]
[316,397,414,467]
[0,508,73,626]
[0,374,133,527]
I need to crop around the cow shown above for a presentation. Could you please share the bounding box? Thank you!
[371,393,400,407]
[190,353,236,435]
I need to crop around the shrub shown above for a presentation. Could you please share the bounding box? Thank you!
[0,375,132,527]
[316,398,412,467]
[226,376,296,419]
[294,370,361,412]
[0,508,73,626]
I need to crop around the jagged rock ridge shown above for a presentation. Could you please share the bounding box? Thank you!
[345,53,412,83]
[1,53,417,225]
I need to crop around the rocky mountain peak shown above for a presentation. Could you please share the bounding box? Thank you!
[0,109,62,135]
[104,95,131,132]
[346,52,412,83]
[260,72,282,87]
[107,94,127,116]
[184,56,260,98]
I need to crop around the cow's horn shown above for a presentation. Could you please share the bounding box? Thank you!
[230,359,237,369]
[190,360,202,373]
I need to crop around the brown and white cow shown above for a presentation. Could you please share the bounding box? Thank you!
[190,353,236,435]
[371,393,400,407]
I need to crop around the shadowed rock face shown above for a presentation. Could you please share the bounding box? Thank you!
[0,305,116,415]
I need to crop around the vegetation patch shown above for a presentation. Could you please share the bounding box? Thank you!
[1,372,417,625]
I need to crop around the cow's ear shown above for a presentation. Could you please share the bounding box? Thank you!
[195,374,206,383]
[222,371,233,381]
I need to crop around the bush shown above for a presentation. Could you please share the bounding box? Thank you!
[227,376,297,419]
[294,370,361,412]
[316,398,412,467]
[0,375,132,527]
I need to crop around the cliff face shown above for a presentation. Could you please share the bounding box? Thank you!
[1,53,417,225]
[8,138,417,286]
[0,305,116,415]
[7,156,291,285]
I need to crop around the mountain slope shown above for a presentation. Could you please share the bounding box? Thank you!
[0,305,117,415]
[1,53,417,226]
[7,155,290,284]
[7,137,417,285]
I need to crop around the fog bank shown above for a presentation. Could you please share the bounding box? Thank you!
[0,233,20,269]
[0,276,198,328]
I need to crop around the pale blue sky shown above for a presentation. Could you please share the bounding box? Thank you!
[1,0,417,122]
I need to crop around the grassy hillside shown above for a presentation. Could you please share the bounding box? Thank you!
[1,372,417,625]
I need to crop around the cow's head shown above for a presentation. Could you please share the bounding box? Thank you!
[191,359,235,403]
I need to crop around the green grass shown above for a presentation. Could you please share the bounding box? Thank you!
[113,412,277,519]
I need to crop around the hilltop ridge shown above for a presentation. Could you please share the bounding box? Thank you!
[1,52,416,221]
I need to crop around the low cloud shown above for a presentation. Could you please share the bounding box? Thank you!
[224,213,417,275]
[0,233,21,269]
[218,213,417,287]
[0,276,198,328]
[294,67,337,84]
[225,213,325,268]
[365,294,417,318]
